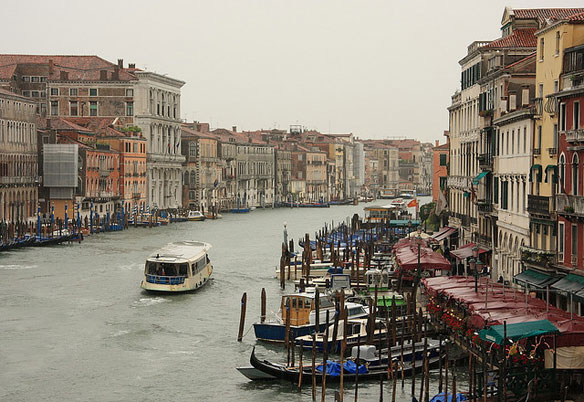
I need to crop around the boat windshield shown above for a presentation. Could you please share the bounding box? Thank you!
[145,262,189,277]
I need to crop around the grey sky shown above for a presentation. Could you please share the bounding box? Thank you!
[4,1,584,143]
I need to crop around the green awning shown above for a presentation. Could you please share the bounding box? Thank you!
[479,320,559,345]
[376,298,406,307]
[463,192,470,198]
[544,165,558,184]
[472,171,489,185]
[529,164,543,183]
[513,269,559,289]
[389,219,421,227]
[551,274,584,294]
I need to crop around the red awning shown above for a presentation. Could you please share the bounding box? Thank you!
[450,242,489,260]
[432,227,457,242]
[396,248,452,271]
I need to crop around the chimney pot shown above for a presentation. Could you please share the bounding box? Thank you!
[128,63,135,69]
[232,126,237,132]
[117,59,123,69]
[435,140,439,147]
[48,59,54,75]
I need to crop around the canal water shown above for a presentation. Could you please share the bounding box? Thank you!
[0,199,467,401]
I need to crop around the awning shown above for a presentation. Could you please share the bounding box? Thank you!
[544,165,558,184]
[530,164,543,183]
[450,242,489,260]
[551,274,584,294]
[513,269,559,289]
[479,320,559,345]
[389,219,421,227]
[432,227,457,242]
[472,171,489,185]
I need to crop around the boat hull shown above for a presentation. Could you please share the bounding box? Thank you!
[141,264,213,293]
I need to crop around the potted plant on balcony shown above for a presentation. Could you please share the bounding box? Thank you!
[564,205,575,214]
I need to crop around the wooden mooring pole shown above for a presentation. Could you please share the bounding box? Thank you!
[237,292,247,342]
[260,288,266,323]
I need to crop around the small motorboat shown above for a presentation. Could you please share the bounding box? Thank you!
[187,211,206,221]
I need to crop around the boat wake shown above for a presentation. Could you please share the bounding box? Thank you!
[0,264,37,270]
[131,297,171,308]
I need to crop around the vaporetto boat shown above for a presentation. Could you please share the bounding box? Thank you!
[140,241,212,292]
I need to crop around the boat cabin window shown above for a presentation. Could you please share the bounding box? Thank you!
[348,306,364,316]
[191,255,208,275]
[145,262,186,277]
[318,298,333,309]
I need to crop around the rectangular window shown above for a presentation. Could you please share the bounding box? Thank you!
[540,38,545,61]
[126,101,134,116]
[50,88,59,96]
[439,154,447,166]
[125,89,134,97]
[559,221,565,262]
[31,76,40,83]
[501,181,508,210]
[70,101,78,116]
[89,88,98,96]
[22,90,30,97]
[553,124,558,149]
[22,76,30,82]
[50,101,58,116]
[538,126,542,148]
[523,127,527,153]
[556,31,560,56]
[538,84,543,98]
[560,103,567,131]
[70,88,78,96]
[575,102,581,130]
[494,177,499,204]
[89,101,98,116]
[572,224,578,259]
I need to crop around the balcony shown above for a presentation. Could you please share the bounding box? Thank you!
[564,129,584,143]
[563,45,584,75]
[0,176,38,185]
[477,200,493,214]
[132,192,141,199]
[100,168,113,177]
[527,195,551,215]
[556,194,584,218]
[544,96,558,115]
[521,246,556,270]
[533,98,543,117]
[477,153,492,170]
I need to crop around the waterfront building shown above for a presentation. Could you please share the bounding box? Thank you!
[432,136,449,203]
[98,126,147,213]
[132,69,185,210]
[362,141,399,199]
[181,124,221,211]
[0,89,38,222]
[549,14,584,313]
[274,146,292,204]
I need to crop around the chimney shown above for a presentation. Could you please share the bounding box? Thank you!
[100,70,108,81]
[435,140,439,147]
[128,63,135,69]
[48,59,54,75]
[60,71,69,80]
[232,126,237,132]
[113,65,120,81]
[117,59,123,69]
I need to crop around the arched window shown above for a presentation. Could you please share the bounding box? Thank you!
[573,153,579,195]
[183,171,189,184]
[559,153,566,191]
[190,171,196,187]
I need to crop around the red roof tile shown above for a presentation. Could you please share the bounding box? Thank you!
[513,8,584,25]
[481,28,537,49]
[0,55,136,81]
[567,11,584,22]
[39,118,93,132]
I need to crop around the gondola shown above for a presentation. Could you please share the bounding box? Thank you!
[0,237,36,252]
[246,344,443,383]
[33,234,74,247]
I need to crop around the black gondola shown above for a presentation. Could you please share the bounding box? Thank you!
[246,344,442,383]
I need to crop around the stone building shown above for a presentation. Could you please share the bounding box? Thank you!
[132,70,185,209]
[432,137,449,203]
[0,89,38,222]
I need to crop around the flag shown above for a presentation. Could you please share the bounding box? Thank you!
[435,189,448,215]
[408,199,418,208]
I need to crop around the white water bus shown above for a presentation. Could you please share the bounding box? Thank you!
[140,241,213,292]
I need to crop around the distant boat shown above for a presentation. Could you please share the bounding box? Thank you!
[140,241,213,292]
[187,211,206,221]
[231,208,251,213]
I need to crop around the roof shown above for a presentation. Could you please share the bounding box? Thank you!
[567,11,584,22]
[181,125,216,140]
[0,55,136,81]
[39,117,94,133]
[481,28,537,49]
[512,8,584,25]
[434,143,449,150]
[147,241,211,263]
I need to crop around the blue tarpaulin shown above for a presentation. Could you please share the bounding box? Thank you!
[315,360,368,376]
[429,392,468,402]
[327,267,344,274]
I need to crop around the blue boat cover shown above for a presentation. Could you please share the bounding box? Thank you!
[429,392,468,402]
[315,360,367,376]
[327,267,344,274]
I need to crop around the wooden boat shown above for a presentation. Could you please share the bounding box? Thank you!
[0,237,36,252]
[253,292,368,343]
[231,208,250,213]
[245,342,442,382]
[140,241,212,292]
[187,211,206,221]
